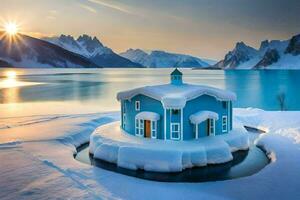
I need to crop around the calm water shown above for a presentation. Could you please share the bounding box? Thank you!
[0,68,300,117]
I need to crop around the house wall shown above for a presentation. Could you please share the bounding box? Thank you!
[165,109,182,140]
[121,94,233,141]
[198,122,208,138]
[183,95,232,140]
[121,94,164,139]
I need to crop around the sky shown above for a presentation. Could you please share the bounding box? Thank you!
[0,0,299,60]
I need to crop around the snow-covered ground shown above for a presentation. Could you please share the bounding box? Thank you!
[0,109,300,199]
[90,123,249,172]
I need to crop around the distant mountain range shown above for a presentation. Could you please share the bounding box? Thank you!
[0,32,98,68]
[0,32,213,68]
[43,35,142,68]
[119,49,211,68]
[214,34,300,69]
[1,31,299,69]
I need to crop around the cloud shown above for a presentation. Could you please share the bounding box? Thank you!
[46,10,58,20]
[46,16,57,20]
[78,3,98,14]
[87,0,132,15]
[49,10,58,15]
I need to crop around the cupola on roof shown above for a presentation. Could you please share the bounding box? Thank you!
[171,68,183,76]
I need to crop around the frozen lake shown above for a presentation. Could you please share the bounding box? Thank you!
[0,68,300,117]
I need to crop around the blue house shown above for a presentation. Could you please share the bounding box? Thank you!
[117,69,236,141]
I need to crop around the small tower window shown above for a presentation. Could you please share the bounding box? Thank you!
[135,101,140,111]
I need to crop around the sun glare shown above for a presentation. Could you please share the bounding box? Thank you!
[4,22,18,35]
[6,71,17,79]
[0,71,18,89]
[0,70,42,89]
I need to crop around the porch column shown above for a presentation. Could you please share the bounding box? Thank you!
[195,124,198,139]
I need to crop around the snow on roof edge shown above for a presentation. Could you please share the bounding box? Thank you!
[136,111,160,121]
[190,111,219,124]
[117,84,236,109]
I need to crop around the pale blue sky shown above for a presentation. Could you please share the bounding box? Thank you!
[0,0,299,59]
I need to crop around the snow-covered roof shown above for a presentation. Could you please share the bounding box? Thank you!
[117,84,236,109]
[190,111,219,124]
[136,112,160,121]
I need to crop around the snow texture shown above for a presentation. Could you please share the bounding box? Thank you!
[190,110,219,124]
[117,83,237,109]
[89,122,249,172]
[1,109,300,199]
[135,111,160,121]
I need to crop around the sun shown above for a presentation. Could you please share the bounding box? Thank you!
[5,71,17,79]
[4,22,19,36]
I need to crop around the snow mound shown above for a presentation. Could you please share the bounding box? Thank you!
[117,83,236,109]
[89,122,249,172]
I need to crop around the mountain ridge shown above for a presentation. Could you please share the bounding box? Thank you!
[43,34,143,68]
[119,48,211,68]
[213,34,300,69]
[0,32,99,68]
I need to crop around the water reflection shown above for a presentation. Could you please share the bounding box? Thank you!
[0,71,17,88]
[0,71,19,103]
[1,85,20,103]
[0,68,300,112]
[224,70,300,110]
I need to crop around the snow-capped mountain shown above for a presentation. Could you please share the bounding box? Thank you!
[285,34,300,55]
[44,35,142,68]
[214,34,300,69]
[0,32,98,68]
[119,49,210,68]
[43,34,113,57]
[214,42,259,69]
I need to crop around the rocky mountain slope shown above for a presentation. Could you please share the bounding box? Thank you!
[214,34,300,69]
[0,32,98,68]
[119,49,210,68]
[44,35,142,68]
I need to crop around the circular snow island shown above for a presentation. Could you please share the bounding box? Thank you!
[89,122,249,172]
[90,69,249,173]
